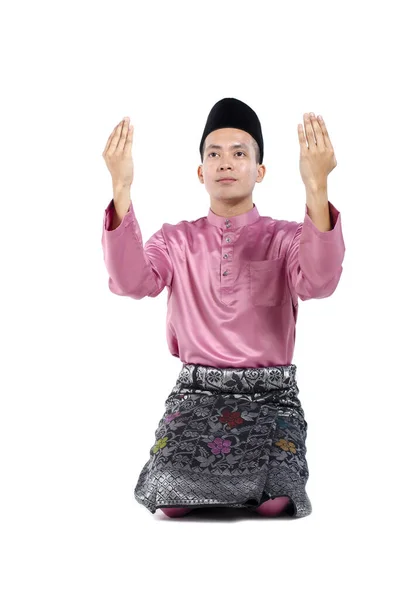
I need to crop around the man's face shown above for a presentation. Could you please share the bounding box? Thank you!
[198,128,263,199]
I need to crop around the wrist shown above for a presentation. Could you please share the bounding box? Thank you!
[305,181,327,194]
[112,180,131,192]
[305,185,328,205]
[113,185,131,204]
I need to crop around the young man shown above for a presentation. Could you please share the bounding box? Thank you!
[101,98,345,518]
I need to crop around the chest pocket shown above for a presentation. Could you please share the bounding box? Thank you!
[248,257,288,307]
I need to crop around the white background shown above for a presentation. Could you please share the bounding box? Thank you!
[1,0,396,598]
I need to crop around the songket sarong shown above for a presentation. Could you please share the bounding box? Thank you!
[134,362,312,518]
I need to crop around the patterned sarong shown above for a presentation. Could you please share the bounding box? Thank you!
[134,362,312,518]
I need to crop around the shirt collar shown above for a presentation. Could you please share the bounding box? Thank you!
[206,203,261,230]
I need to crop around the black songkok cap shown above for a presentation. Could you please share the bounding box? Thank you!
[199,97,263,164]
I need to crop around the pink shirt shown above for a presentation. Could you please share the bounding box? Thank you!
[102,199,345,368]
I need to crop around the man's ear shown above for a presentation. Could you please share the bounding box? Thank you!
[257,164,266,182]
[197,165,204,183]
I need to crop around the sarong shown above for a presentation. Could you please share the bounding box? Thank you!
[134,362,312,518]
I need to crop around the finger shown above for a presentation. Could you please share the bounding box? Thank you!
[317,115,333,150]
[303,113,316,148]
[102,119,123,155]
[310,114,325,150]
[112,118,130,153]
[119,117,132,152]
[124,122,134,151]
[297,123,308,148]
[103,118,128,155]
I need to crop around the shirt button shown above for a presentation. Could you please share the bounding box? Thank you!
[223,270,229,276]
[225,223,231,228]
[225,237,231,243]
[223,254,228,259]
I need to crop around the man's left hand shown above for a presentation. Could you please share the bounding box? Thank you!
[298,112,337,190]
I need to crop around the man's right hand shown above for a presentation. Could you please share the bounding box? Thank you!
[102,117,134,189]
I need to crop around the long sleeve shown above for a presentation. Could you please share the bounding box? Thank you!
[101,199,173,298]
[286,201,346,301]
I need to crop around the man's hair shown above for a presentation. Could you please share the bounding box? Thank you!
[201,136,261,165]
[251,138,261,165]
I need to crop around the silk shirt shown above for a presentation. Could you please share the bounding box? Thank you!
[102,199,345,368]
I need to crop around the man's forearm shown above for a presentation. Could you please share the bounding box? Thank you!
[305,186,332,232]
[110,184,132,230]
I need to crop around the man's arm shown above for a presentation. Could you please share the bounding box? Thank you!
[108,184,131,230]
[101,188,173,298]
[286,197,346,301]
[288,113,345,300]
[305,187,332,232]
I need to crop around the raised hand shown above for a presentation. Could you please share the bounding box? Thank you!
[298,113,337,190]
[102,117,134,188]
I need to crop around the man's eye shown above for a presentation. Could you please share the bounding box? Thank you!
[208,151,245,157]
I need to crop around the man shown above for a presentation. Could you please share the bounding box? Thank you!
[101,98,345,519]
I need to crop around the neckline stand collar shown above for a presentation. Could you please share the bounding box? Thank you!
[206,202,260,230]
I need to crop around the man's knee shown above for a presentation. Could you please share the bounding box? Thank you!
[160,507,193,517]
[254,496,292,516]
